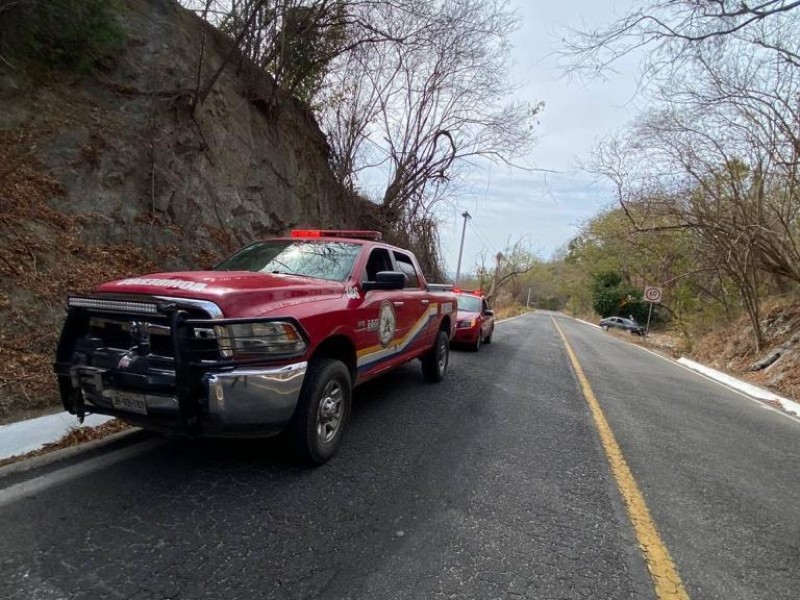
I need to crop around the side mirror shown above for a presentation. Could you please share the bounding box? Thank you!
[361,271,406,292]
[484,309,494,317]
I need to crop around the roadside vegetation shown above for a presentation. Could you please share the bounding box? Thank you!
[521,1,800,398]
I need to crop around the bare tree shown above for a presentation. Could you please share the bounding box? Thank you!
[590,107,788,349]
[322,0,541,226]
[562,0,800,78]
[481,239,539,303]
[567,0,800,349]
[182,0,414,105]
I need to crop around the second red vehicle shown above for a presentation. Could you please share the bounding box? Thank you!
[452,290,495,351]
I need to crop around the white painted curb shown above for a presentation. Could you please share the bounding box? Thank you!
[677,358,800,418]
[576,318,601,329]
[0,427,141,479]
[0,412,114,461]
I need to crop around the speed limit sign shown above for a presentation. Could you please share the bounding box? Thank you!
[644,286,662,303]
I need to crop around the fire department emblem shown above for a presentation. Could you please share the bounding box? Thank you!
[378,301,396,347]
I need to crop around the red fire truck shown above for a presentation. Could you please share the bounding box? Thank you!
[54,230,457,464]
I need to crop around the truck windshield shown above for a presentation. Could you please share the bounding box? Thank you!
[215,241,361,282]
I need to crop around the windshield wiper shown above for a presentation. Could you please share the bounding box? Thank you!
[264,258,300,276]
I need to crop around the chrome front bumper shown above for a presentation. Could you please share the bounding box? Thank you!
[75,361,308,437]
[205,362,307,433]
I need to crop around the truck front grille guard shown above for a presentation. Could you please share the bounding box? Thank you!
[56,296,309,434]
[170,309,202,433]
[57,297,209,433]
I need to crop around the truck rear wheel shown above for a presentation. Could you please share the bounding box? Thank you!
[289,358,351,465]
[422,330,450,382]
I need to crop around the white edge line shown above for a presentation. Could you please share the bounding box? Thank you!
[560,313,800,424]
[495,312,530,325]
[575,318,602,329]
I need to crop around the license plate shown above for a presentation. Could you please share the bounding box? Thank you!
[111,391,148,415]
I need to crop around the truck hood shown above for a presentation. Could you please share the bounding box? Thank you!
[95,271,345,317]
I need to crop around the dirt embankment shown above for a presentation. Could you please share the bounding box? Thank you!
[689,299,800,402]
[0,0,369,419]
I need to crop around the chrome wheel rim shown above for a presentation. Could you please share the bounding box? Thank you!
[316,380,343,444]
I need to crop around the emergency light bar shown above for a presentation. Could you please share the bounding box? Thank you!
[291,229,382,241]
[68,296,160,315]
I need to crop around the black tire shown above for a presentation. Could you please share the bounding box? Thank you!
[484,326,493,344]
[422,330,450,382]
[471,331,482,352]
[289,358,351,465]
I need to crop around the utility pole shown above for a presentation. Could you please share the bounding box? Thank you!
[454,211,471,287]
[526,287,531,308]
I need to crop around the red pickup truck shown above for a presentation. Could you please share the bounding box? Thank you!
[54,230,457,463]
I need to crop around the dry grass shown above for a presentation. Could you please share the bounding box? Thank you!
[690,299,800,401]
[494,301,529,320]
[0,112,197,419]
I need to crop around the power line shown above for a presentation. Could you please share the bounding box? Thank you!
[468,219,497,255]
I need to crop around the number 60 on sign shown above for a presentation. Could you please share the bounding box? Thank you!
[644,286,662,303]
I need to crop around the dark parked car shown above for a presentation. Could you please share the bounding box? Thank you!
[599,316,645,336]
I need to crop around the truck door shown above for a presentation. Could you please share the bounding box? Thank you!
[391,250,431,355]
[353,247,408,379]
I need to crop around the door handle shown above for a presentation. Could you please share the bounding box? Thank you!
[393,301,404,307]
[421,299,430,305]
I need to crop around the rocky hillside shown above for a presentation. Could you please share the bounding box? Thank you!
[0,0,369,419]
[690,299,800,403]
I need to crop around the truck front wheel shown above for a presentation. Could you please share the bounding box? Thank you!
[289,358,352,465]
[422,330,450,382]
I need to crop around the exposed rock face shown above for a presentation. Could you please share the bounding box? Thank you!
[0,0,365,417]
[26,0,358,247]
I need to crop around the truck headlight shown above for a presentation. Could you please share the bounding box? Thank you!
[214,322,306,358]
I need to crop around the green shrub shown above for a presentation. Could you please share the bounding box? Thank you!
[0,0,124,74]
[591,270,653,322]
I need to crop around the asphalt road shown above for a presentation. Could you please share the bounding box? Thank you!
[1,312,798,600]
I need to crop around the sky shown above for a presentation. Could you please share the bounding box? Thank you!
[436,0,644,275]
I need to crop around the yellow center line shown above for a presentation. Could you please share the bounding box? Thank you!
[551,317,690,600]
